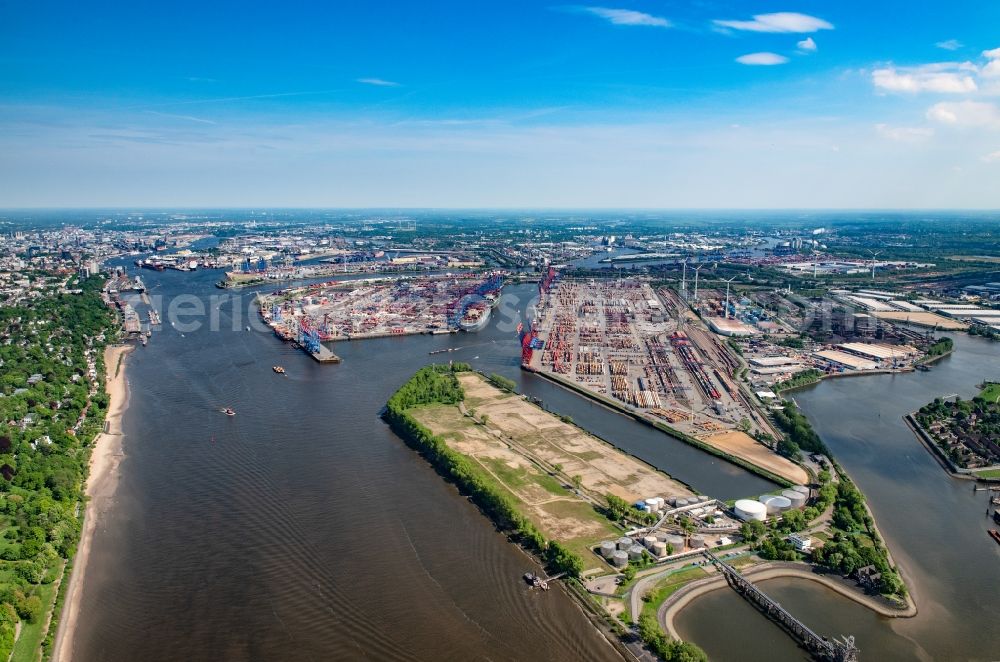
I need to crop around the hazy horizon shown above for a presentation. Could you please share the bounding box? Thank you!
[3,1,1000,208]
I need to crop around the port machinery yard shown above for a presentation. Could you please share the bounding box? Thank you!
[257,272,505,359]
[522,271,783,447]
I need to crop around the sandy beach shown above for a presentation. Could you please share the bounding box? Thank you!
[51,344,134,662]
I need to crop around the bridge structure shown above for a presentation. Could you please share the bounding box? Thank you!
[702,549,860,662]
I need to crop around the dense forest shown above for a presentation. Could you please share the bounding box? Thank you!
[0,275,117,658]
[771,401,829,459]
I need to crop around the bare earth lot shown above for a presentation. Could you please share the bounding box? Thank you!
[409,373,695,568]
[700,431,808,485]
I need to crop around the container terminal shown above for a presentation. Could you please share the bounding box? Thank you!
[257,272,504,361]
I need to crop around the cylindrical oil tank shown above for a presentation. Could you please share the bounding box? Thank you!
[645,498,660,512]
[628,545,645,561]
[734,499,767,522]
[676,498,690,508]
[758,495,782,515]
[689,535,706,549]
[696,495,711,503]
[642,535,658,549]
[617,536,634,550]
[769,495,793,513]
[652,541,667,556]
[611,550,628,567]
[600,541,617,558]
[652,497,665,510]
[664,534,685,551]
[782,489,807,508]
[792,485,810,496]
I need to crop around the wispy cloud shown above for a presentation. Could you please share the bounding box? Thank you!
[736,52,789,66]
[578,6,671,27]
[145,110,217,125]
[927,100,1000,129]
[797,37,817,53]
[357,77,401,87]
[983,47,1000,79]
[714,12,832,34]
[982,149,1000,162]
[872,63,978,94]
[935,39,962,51]
[875,123,933,142]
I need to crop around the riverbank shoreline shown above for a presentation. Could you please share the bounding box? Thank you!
[660,562,917,640]
[51,343,134,662]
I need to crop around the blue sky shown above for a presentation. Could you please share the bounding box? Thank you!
[2,1,999,208]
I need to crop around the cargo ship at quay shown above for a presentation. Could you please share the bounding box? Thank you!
[257,272,505,360]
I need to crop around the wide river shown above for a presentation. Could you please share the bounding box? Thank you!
[71,268,776,661]
[676,331,1000,661]
[72,264,999,660]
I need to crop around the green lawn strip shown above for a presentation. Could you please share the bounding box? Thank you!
[639,567,709,621]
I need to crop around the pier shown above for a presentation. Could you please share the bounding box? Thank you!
[307,343,341,363]
[702,549,859,662]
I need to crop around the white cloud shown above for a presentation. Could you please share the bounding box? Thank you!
[714,12,832,33]
[982,150,1000,163]
[927,101,1000,129]
[736,52,789,66]
[581,7,671,27]
[981,48,1000,79]
[872,64,978,94]
[357,78,401,87]
[875,123,934,142]
[797,37,817,53]
[936,39,962,51]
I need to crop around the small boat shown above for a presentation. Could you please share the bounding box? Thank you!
[990,529,1000,546]
[273,366,286,374]
[246,326,251,331]
[223,407,236,416]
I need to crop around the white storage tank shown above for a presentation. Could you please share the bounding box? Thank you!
[782,489,807,509]
[769,495,793,513]
[792,485,810,496]
[758,495,779,515]
[642,535,658,549]
[734,499,768,522]
[652,541,667,557]
[645,498,660,512]
[628,545,646,561]
[611,550,629,567]
[652,497,666,510]
[600,541,617,558]
[617,536,634,550]
[689,535,706,549]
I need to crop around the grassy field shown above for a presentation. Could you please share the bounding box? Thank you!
[9,579,57,662]
[971,468,1000,479]
[639,567,709,621]
[978,382,1000,404]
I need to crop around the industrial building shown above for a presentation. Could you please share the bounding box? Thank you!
[813,349,878,371]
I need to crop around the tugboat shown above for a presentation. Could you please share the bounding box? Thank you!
[223,407,236,417]
[273,366,286,374]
